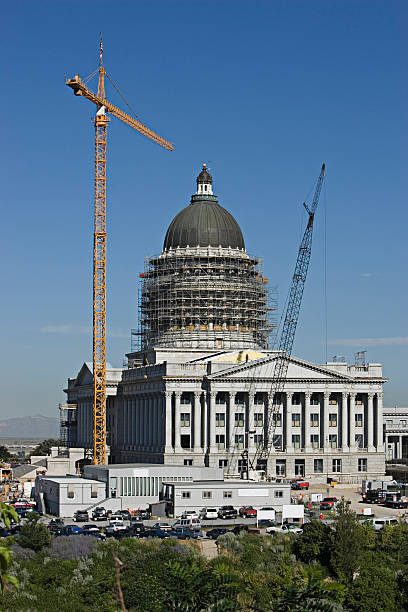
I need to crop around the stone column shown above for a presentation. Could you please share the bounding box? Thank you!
[367,393,375,451]
[194,391,202,452]
[164,392,173,453]
[304,392,311,451]
[228,392,235,449]
[349,393,356,452]
[342,392,349,451]
[376,392,384,451]
[285,392,293,450]
[209,391,217,453]
[174,391,182,452]
[248,392,255,449]
[323,393,329,451]
[399,436,403,459]
[203,392,208,451]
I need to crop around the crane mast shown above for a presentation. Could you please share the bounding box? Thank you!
[249,163,325,475]
[66,41,173,465]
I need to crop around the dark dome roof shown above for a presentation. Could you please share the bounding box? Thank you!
[163,195,245,251]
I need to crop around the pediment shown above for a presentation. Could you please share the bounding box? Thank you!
[208,354,353,382]
[74,362,93,387]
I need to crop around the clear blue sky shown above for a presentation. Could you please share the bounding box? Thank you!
[1,0,407,418]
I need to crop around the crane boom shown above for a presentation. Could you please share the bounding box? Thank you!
[66,45,173,465]
[250,163,325,473]
[66,75,174,150]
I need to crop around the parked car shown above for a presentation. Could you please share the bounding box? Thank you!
[48,518,64,529]
[239,506,257,518]
[106,520,127,535]
[218,506,237,520]
[129,523,146,536]
[230,525,249,535]
[81,524,100,535]
[133,509,151,520]
[169,528,202,540]
[130,515,144,525]
[92,507,107,521]
[152,522,172,532]
[321,497,338,507]
[200,507,218,520]
[206,527,229,540]
[173,517,202,532]
[181,510,199,519]
[140,528,169,539]
[266,524,302,535]
[61,525,82,536]
[363,517,399,531]
[110,512,124,522]
[118,510,131,521]
[73,510,89,522]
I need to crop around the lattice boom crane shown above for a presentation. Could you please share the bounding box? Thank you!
[250,163,325,474]
[66,41,173,465]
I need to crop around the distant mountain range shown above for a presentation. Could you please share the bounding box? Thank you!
[0,415,59,439]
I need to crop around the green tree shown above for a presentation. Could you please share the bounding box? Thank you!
[19,512,51,552]
[379,521,408,563]
[274,566,346,611]
[0,446,12,462]
[330,498,374,583]
[0,503,19,590]
[346,554,397,612]
[294,520,333,565]
[30,439,60,457]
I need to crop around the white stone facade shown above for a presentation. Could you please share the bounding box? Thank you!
[383,406,408,460]
[62,349,387,484]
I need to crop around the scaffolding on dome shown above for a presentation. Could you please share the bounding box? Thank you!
[136,246,277,351]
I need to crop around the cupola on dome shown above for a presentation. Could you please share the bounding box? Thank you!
[163,164,245,251]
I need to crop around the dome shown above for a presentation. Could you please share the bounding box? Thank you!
[163,196,245,250]
[163,165,245,251]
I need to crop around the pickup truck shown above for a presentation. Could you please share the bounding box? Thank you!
[291,480,309,490]
[266,524,302,535]
[218,506,238,519]
[239,506,257,518]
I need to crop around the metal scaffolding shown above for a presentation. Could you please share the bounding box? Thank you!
[137,246,276,350]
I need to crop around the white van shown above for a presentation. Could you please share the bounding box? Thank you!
[200,508,218,520]
[173,517,202,532]
[365,517,398,531]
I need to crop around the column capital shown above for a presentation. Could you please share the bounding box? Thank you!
[323,392,330,400]
[377,392,384,400]
[164,390,173,398]
[209,391,217,398]
[342,391,348,399]
[304,391,312,400]
[349,392,357,399]
[174,391,182,399]
[194,390,202,398]
[367,392,375,399]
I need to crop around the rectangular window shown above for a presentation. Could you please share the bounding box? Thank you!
[219,459,228,468]
[292,434,301,449]
[292,394,301,405]
[254,394,265,405]
[91,484,98,498]
[355,414,363,428]
[235,393,246,405]
[202,491,212,499]
[310,434,319,449]
[235,434,244,449]
[254,434,263,446]
[223,491,232,498]
[358,458,367,472]
[182,491,191,499]
[332,459,342,473]
[216,434,225,450]
[272,413,282,427]
[181,394,191,405]
[355,396,363,405]
[216,413,225,427]
[310,395,320,405]
[216,392,227,405]
[67,485,75,499]
[329,434,337,448]
[274,490,283,498]
[254,413,263,427]
[329,396,338,405]
[310,413,319,427]
[272,434,282,448]
[292,413,301,427]
[401,420,407,427]
[355,434,363,448]
[235,413,245,427]
[295,459,305,477]
[329,413,337,427]
[314,459,323,473]
[276,459,286,476]
[184,459,193,466]
[180,413,190,427]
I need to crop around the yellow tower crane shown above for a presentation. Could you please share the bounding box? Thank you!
[66,40,174,465]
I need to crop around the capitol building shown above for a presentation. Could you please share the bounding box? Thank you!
[63,166,386,482]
